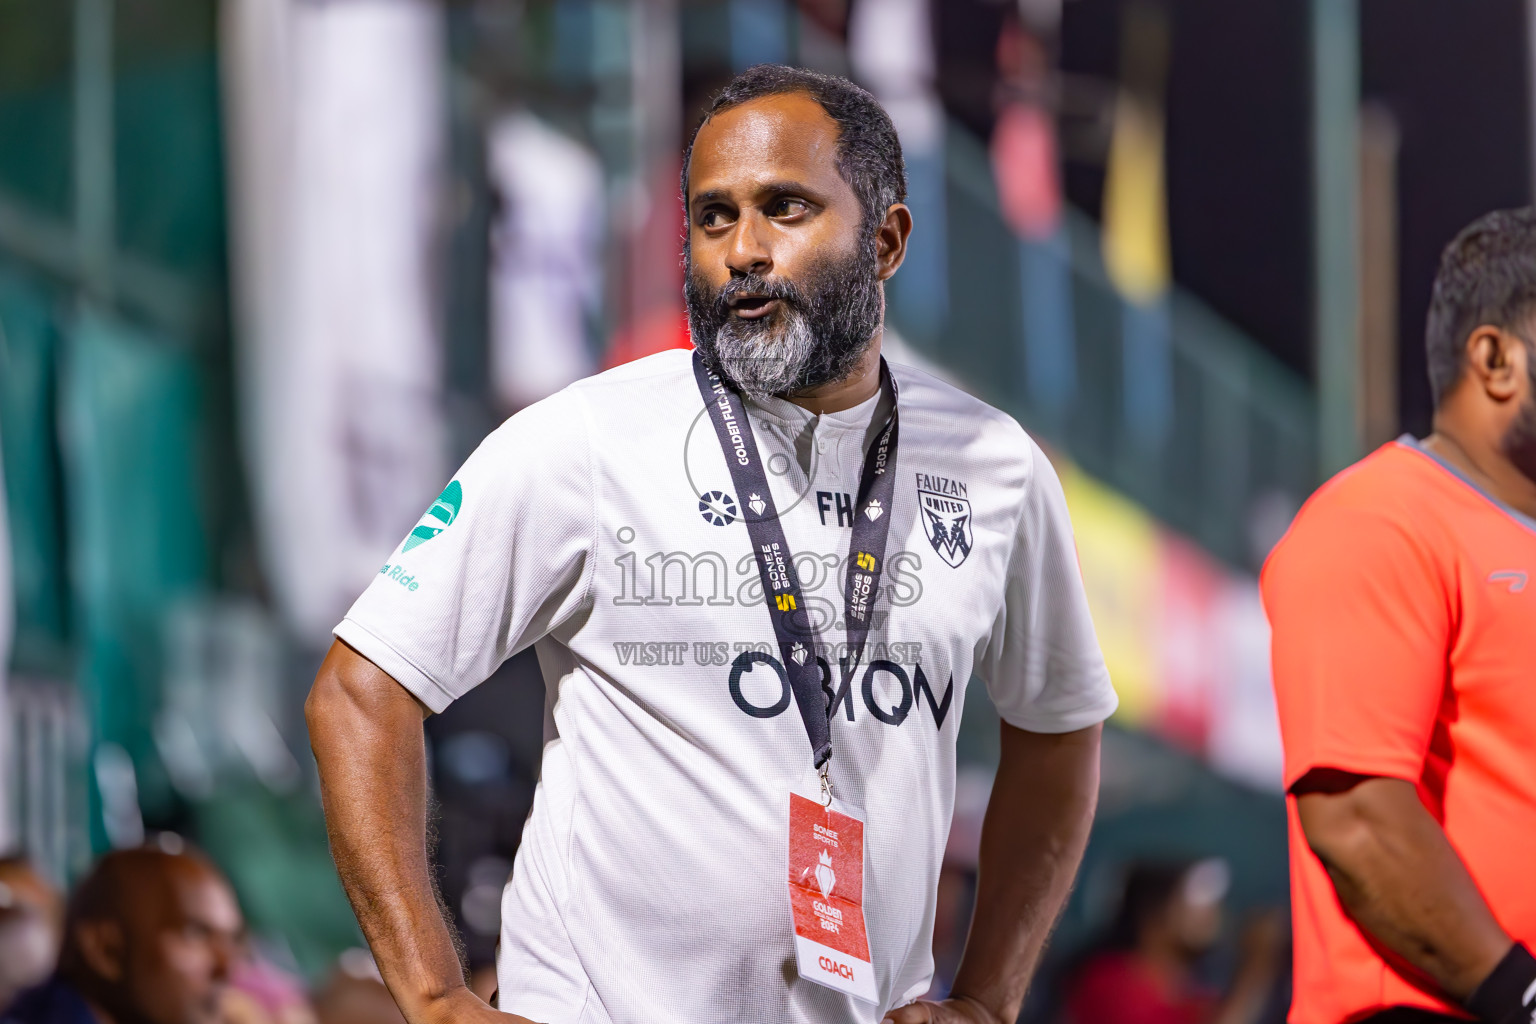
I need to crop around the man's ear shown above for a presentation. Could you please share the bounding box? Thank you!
[874,203,913,282]
[73,919,127,983]
[1465,325,1526,403]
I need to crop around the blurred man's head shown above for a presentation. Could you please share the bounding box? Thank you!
[1427,207,1536,480]
[682,64,911,399]
[1115,858,1229,961]
[57,846,243,1024]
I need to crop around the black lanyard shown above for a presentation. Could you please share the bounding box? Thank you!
[692,350,900,784]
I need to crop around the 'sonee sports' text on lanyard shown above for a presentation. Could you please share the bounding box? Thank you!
[692,350,899,803]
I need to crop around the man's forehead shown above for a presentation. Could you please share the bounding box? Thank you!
[184,873,242,928]
[687,92,845,196]
[159,859,243,932]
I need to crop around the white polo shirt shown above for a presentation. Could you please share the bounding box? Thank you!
[336,348,1115,1024]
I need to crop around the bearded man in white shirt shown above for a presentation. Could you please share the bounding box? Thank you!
[306,64,1115,1024]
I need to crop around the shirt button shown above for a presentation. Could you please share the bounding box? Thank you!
[816,439,827,454]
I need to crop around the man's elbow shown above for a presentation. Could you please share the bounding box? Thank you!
[304,666,348,749]
[1294,770,1402,877]
[305,642,373,746]
[305,642,430,750]
[1299,803,1376,877]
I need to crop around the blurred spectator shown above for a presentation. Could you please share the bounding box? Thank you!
[221,957,314,1024]
[0,904,55,1011]
[0,858,64,1009]
[1064,860,1284,1024]
[0,858,64,939]
[310,951,404,1024]
[2,845,243,1024]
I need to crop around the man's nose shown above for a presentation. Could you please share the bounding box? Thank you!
[724,212,772,277]
[209,934,239,981]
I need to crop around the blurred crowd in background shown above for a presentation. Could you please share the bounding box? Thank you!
[0,840,1286,1024]
[1,0,1531,1018]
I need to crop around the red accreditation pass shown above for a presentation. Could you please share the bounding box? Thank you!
[787,792,876,1003]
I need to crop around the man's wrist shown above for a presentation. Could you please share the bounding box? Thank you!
[944,990,1012,1024]
[1466,943,1536,1024]
[406,982,477,1024]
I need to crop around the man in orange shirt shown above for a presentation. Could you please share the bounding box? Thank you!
[1264,207,1536,1024]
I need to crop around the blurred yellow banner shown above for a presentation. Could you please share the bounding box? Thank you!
[1056,460,1160,726]
[1054,452,1281,788]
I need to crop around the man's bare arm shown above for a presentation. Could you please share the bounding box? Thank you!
[306,640,535,1024]
[1296,770,1510,1000]
[884,721,1101,1024]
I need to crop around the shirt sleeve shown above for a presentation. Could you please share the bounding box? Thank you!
[334,388,595,712]
[974,437,1118,733]
[1261,498,1450,790]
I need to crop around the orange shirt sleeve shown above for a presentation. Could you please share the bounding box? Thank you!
[1262,496,1452,791]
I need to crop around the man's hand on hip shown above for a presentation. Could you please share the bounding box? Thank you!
[881,996,1005,1024]
[417,986,542,1024]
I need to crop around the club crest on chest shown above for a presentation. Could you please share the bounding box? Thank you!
[915,473,972,568]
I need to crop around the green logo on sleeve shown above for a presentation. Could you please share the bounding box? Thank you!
[403,480,462,552]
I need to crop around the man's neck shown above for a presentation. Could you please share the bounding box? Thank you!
[781,335,883,415]
[1423,415,1536,519]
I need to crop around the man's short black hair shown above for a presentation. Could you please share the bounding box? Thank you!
[1426,207,1536,406]
[1106,860,1192,948]
[681,64,907,241]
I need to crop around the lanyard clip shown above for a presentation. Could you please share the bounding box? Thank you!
[818,763,834,808]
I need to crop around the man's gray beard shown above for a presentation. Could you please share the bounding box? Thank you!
[706,304,824,400]
[686,233,885,398]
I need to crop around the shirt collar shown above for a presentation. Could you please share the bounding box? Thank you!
[1395,433,1536,534]
[743,386,888,434]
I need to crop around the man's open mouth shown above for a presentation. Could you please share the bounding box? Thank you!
[728,295,781,320]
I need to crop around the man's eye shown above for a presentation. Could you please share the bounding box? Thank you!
[700,210,730,229]
[769,198,805,217]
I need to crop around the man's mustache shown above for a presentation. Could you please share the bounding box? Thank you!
[704,273,808,317]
